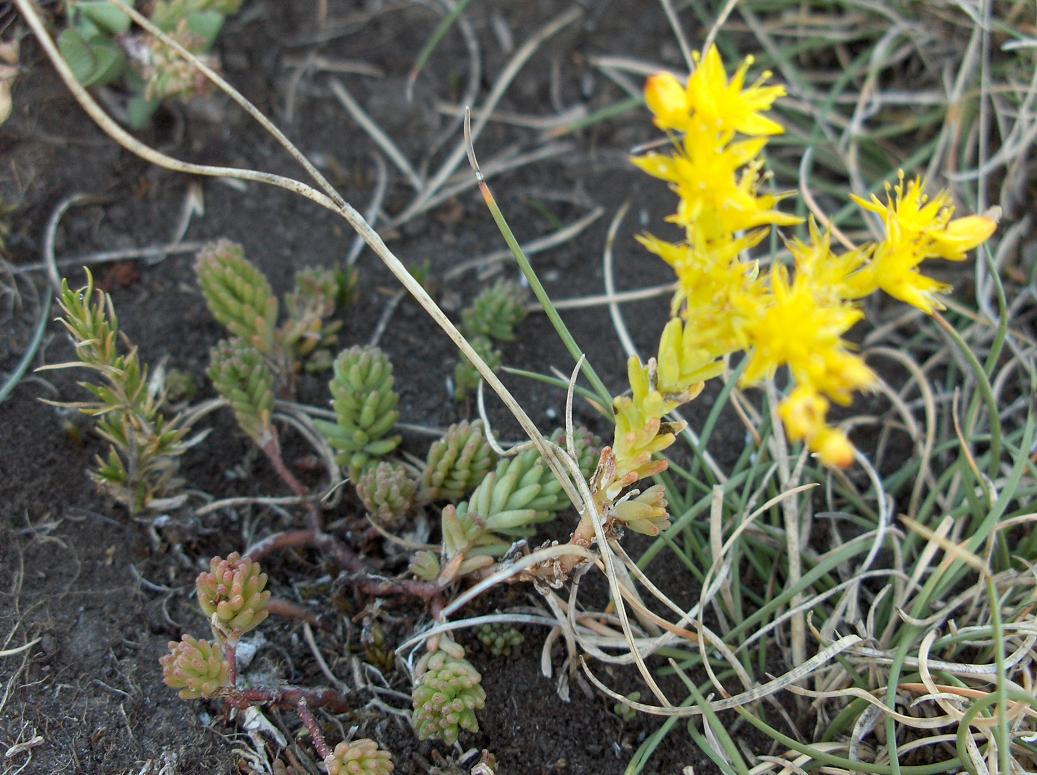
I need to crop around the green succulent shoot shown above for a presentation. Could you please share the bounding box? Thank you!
[477,623,524,657]
[418,420,497,504]
[411,638,485,745]
[453,334,501,401]
[160,634,231,700]
[324,739,394,775]
[461,279,528,342]
[207,338,275,447]
[439,428,599,581]
[196,553,271,639]
[356,461,417,527]
[314,346,401,480]
[280,266,344,364]
[452,279,529,401]
[195,240,280,357]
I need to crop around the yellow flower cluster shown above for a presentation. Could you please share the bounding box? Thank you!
[605,44,996,488]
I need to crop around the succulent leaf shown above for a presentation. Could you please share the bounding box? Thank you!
[477,623,524,657]
[314,346,400,479]
[195,240,279,357]
[453,335,501,401]
[461,279,528,342]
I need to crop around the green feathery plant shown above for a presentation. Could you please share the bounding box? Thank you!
[58,0,243,127]
[453,279,527,400]
[314,345,401,480]
[45,270,190,513]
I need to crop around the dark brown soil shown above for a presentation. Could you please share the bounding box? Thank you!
[0,2,753,773]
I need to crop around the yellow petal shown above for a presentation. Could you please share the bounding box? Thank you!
[931,213,998,261]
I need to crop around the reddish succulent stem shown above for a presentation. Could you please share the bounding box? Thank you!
[224,685,351,714]
[295,698,331,760]
[244,530,445,612]
[267,597,321,627]
[261,437,324,532]
[224,639,238,686]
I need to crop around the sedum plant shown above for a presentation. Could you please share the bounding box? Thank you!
[356,461,417,526]
[314,346,401,480]
[476,623,523,657]
[58,0,244,127]
[207,338,276,447]
[522,44,998,586]
[196,240,279,358]
[324,739,394,775]
[195,552,271,639]
[161,552,375,762]
[160,634,231,700]
[196,240,351,383]
[453,279,527,400]
[453,334,501,401]
[461,279,528,342]
[418,420,497,503]
[281,266,346,369]
[411,637,485,745]
[439,428,598,581]
[46,270,189,513]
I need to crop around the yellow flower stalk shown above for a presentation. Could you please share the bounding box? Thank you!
[605,44,996,489]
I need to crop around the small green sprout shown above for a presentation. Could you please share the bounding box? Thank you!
[196,240,280,358]
[462,279,528,342]
[453,335,502,401]
[477,624,523,657]
[207,338,276,447]
[48,270,189,513]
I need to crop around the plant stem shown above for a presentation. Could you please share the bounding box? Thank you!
[295,698,331,760]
